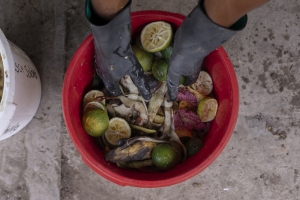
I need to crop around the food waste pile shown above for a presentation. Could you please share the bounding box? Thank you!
[81,21,218,172]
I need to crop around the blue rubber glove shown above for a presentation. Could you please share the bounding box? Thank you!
[85,0,152,100]
[167,0,247,101]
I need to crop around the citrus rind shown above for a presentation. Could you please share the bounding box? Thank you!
[197,97,218,122]
[104,117,131,146]
[191,71,213,96]
[141,21,173,53]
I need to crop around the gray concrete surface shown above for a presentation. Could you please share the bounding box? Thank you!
[0,0,299,199]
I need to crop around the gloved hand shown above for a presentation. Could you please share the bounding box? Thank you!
[167,0,247,101]
[85,0,151,100]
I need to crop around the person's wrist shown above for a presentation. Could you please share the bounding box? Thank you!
[203,0,237,28]
[91,0,129,21]
[203,0,269,28]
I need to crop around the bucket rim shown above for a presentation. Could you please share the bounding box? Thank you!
[62,10,239,188]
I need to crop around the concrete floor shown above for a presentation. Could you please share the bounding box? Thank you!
[0,0,300,199]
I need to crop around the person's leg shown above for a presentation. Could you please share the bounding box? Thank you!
[204,0,270,27]
[91,0,129,21]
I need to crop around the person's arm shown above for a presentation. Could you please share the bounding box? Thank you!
[85,0,151,99]
[90,0,270,25]
[91,0,129,21]
[166,0,271,101]
[204,0,270,27]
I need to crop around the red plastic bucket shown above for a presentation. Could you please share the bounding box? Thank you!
[62,11,239,188]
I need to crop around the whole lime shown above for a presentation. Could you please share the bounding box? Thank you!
[184,138,204,158]
[152,143,179,170]
[82,109,109,137]
[161,45,173,61]
[152,58,168,82]
[132,45,154,72]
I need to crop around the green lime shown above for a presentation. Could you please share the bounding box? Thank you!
[132,45,154,72]
[161,45,173,61]
[184,138,204,158]
[141,21,173,53]
[152,58,168,82]
[82,109,109,137]
[152,143,179,170]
